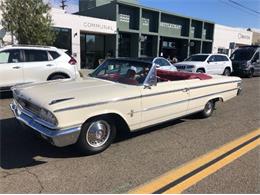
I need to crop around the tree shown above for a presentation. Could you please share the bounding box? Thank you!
[0,0,56,45]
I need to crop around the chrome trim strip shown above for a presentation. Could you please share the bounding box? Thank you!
[53,95,141,113]
[139,88,239,113]
[189,80,241,90]
[10,102,81,147]
[142,88,185,98]
[14,99,58,129]
[189,88,238,101]
[49,97,75,105]
[53,80,240,113]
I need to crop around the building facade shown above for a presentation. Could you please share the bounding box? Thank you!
[49,8,117,70]
[79,0,138,11]
[252,30,260,45]
[213,24,253,56]
[78,0,215,67]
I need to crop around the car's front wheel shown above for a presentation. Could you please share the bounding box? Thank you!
[223,68,231,76]
[199,100,215,118]
[76,117,116,154]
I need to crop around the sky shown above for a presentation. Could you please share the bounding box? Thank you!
[49,0,260,29]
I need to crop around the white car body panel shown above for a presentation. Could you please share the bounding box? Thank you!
[0,61,24,88]
[175,54,232,75]
[0,46,79,90]
[12,75,241,131]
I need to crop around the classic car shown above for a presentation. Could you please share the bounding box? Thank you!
[10,58,242,154]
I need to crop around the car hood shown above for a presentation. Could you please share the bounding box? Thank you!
[13,78,141,112]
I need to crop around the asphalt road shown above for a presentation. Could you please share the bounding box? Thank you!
[0,77,259,193]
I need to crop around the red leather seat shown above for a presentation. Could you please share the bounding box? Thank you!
[157,69,212,81]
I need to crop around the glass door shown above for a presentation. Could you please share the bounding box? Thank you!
[80,33,105,69]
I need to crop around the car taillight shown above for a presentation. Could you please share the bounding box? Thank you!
[69,57,77,65]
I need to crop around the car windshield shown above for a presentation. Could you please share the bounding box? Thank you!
[185,55,209,62]
[90,59,152,86]
[230,48,256,61]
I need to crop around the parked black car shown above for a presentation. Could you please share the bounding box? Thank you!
[231,46,260,78]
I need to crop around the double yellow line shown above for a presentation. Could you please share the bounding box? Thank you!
[129,129,260,194]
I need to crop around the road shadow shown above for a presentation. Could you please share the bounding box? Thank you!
[0,91,13,99]
[0,117,184,170]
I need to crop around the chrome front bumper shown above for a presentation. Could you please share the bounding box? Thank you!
[10,101,81,147]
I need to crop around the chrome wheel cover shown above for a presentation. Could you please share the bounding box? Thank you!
[86,120,111,148]
[205,102,213,115]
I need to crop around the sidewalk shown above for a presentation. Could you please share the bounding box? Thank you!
[79,69,94,78]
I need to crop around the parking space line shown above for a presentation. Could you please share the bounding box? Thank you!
[129,129,260,194]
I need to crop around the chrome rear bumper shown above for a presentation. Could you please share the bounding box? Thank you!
[10,101,81,147]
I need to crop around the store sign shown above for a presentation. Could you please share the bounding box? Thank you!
[83,22,115,32]
[119,14,130,23]
[160,22,182,30]
[238,33,251,40]
[142,18,149,26]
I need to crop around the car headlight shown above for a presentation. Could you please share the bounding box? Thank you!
[186,65,195,69]
[39,108,58,126]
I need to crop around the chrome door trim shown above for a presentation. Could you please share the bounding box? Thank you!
[53,80,240,113]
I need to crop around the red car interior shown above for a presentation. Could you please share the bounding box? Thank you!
[97,69,212,85]
[157,69,212,81]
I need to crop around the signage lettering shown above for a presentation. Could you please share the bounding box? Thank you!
[238,33,250,40]
[160,22,182,30]
[83,22,114,31]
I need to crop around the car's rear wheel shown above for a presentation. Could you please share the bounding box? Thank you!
[48,74,68,80]
[246,68,254,78]
[196,69,205,73]
[223,68,231,76]
[199,100,215,118]
[76,117,116,154]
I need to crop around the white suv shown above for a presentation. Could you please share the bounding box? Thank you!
[0,45,80,91]
[174,54,233,76]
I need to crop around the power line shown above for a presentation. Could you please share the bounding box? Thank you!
[219,0,259,17]
[228,0,260,15]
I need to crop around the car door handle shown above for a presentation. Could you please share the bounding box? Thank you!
[46,64,54,67]
[182,88,189,92]
[12,66,21,69]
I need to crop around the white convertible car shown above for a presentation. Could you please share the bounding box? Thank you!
[10,58,242,154]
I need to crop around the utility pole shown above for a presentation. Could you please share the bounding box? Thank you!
[60,0,68,10]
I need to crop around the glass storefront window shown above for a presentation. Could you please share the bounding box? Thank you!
[53,27,72,55]
[119,33,131,57]
[141,35,154,57]
[80,33,105,69]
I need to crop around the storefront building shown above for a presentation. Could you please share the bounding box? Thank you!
[252,30,260,45]
[51,8,117,70]
[78,0,215,62]
[213,24,253,56]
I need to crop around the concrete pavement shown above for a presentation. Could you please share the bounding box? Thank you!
[0,77,259,193]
